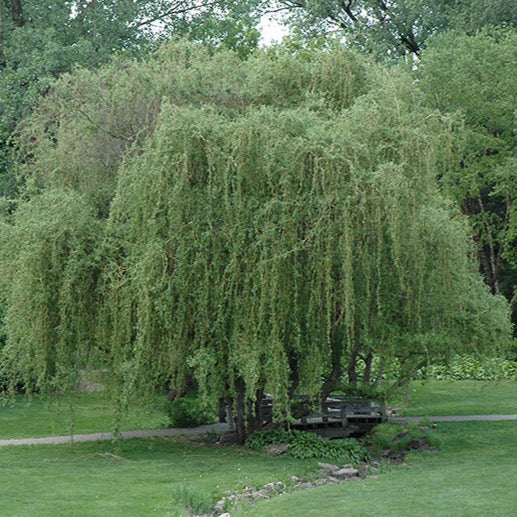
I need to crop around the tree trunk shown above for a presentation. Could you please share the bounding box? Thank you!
[347,344,359,387]
[10,0,23,27]
[363,351,373,385]
[234,380,264,442]
[320,344,343,402]
[0,1,6,66]
[478,197,501,295]
[235,379,247,443]
[246,389,264,435]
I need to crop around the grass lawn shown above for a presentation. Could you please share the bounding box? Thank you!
[0,391,169,439]
[0,380,516,515]
[237,421,517,517]
[392,379,517,416]
[0,421,515,516]
[0,436,318,516]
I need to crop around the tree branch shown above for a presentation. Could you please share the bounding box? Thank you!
[478,196,500,294]
[341,0,358,23]
[131,0,223,29]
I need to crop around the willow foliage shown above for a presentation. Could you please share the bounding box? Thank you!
[1,42,512,432]
[100,45,510,424]
[15,42,370,212]
[0,190,100,392]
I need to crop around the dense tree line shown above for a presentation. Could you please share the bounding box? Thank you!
[261,0,516,56]
[0,0,261,196]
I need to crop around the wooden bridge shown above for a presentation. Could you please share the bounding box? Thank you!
[257,395,387,438]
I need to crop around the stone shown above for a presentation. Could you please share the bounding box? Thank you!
[313,478,330,486]
[333,467,359,479]
[317,462,340,473]
[212,499,226,514]
[294,482,313,490]
[263,481,285,492]
[267,443,290,455]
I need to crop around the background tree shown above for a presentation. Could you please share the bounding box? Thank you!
[262,0,516,57]
[418,30,517,327]
[0,0,261,197]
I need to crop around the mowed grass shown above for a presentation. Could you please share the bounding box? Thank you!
[392,379,517,416]
[0,436,319,517]
[0,391,170,439]
[0,380,516,515]
[237,421,517,517]
[0,421,515,516]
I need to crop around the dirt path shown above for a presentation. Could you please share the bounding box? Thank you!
[1,415,516,447]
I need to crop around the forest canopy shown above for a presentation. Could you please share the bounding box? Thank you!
[0,41,513,437]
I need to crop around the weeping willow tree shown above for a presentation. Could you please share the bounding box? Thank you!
[1,41,511,438]
[100,59,510,439]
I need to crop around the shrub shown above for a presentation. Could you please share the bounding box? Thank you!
[245,428,292,451]
[167,396,217,428]
[245,428,369,463]
[417,354,517,381]
[368,422,440,457]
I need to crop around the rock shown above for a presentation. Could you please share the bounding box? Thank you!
[327,476,341,483]
[218,514,231,517]
[408,438,427,450]
[313,478,330,486]
[263,481,285,492]
[212,499,226,514]
[358,465,370,478]
[294,482,313,490]
[317,462,340,473]
[267,443,290,455]
[333,467,359,479]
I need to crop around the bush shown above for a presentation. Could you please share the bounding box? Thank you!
[368,422,440,457]
[245,428,369,463]
[245,428,292,451]
[417,354,517,381]
[167,396,217,428]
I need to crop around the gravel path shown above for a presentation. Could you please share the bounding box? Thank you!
[391,414,517,423]
[1,415,516,447]
[0,422,230,447]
